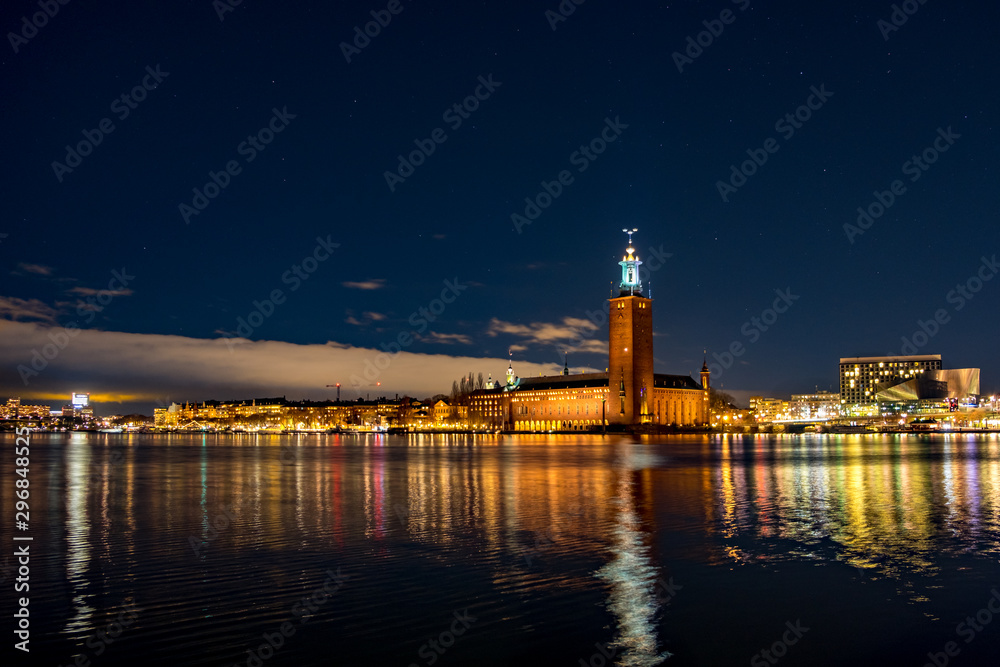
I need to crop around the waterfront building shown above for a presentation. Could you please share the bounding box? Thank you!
[873,368,982,423]
[158,396,412,430]
[469,231,709,431]
[753,398,790,424]
[0,397,51,421]
[431,399,468,425]
[840,355,942,412]
[839,354,982,418]
[789,391,840,420]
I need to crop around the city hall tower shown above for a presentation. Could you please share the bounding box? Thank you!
[608,229,655,424]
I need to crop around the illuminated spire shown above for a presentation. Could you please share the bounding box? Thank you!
[618,228,642,296]
[562,352,569,376]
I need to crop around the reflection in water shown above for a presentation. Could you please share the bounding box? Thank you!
[7,432,1000,665]
[596,444,668,667]
[707,434,1000,586]
[64,434,94,634]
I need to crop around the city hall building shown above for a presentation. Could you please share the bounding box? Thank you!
[469,232,709,431]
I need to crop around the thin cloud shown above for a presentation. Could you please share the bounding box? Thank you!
[342,279,386,290]
[346,311,387,326]
[67,286,134,297]
[567,339,606,354]
[487,316,602,354]
[15,263,53,276]
[0,296,58,323]
[418,332,472,345]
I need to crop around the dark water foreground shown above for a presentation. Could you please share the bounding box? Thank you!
[3,432,1000,667]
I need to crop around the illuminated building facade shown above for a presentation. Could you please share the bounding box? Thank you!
[156,396,467,431]
[789,391,841,420]
[875,368,980,403]
[469,231,709,431]
[753,398,790,424]
[840,355,942,407]
[0,397,51,421]
[840,354,983,419]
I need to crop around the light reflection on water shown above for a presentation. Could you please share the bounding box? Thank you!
[4,432,1000,666]
[704,434,1000,587]
[596,443,669,666]
[63,438,93,636]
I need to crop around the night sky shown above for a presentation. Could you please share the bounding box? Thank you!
[2,0,998,414]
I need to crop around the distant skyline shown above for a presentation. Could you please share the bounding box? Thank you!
[2,1,998,414]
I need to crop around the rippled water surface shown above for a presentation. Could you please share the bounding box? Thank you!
[4,432,1000,666]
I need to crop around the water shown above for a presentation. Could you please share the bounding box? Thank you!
[4,432,1000,666]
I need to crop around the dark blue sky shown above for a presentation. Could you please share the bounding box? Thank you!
[2,0,998,412]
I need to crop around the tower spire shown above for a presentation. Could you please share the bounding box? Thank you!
[618,228,642,296]
[701,350,711,391]
[562,352,569,376]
